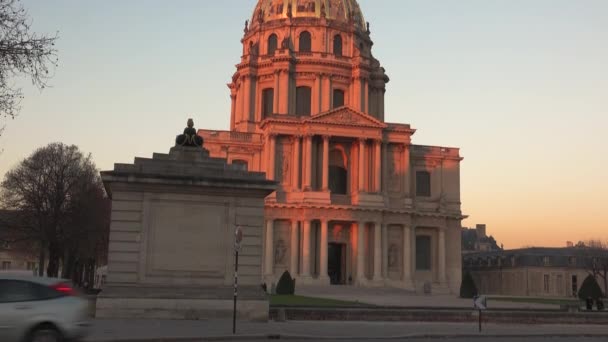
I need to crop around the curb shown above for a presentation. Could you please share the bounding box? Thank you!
[91,332,608,342]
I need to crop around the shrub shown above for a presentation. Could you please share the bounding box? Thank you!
[460,272,478,298]
[276,270,296,295]
[578,275,604,300]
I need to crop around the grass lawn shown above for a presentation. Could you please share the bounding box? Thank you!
[270,294,372,307]
[487,296,579,306]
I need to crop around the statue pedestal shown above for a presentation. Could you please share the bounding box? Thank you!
[98,142,276,321]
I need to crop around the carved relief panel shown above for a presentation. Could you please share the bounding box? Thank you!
[273,220,291,272]
[277,137,293,186]
[388,145,402,194]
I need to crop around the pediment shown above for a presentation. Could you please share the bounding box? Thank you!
[306,107,387,128]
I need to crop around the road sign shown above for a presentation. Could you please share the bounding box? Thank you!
[474,295,487,310]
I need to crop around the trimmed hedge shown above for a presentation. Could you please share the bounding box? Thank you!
[276,270,296,295]
[578,275,604,300]
[460,272,478,298]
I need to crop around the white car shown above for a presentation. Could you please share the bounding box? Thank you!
[0,273,91,342]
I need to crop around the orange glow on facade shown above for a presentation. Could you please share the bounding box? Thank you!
[199,0,465,292]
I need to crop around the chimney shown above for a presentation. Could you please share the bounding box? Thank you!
[476,224,487,238]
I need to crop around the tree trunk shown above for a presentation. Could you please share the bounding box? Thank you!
[37,242,46,277]
[62,249,76,280]
[47,243,61,277]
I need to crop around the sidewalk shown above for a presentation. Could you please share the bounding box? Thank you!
[86,319,608,341]
[297,286,559,309]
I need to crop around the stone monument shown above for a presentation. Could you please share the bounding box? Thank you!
[96,119,277,321]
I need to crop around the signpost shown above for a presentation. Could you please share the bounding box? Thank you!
[232,226,243,335]
[473,295,487,332]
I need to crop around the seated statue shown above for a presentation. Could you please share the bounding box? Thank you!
[175,118,204,147]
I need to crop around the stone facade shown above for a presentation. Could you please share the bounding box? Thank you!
[464,248,608,298]
[199,0,465,293]
[97,144,276,320]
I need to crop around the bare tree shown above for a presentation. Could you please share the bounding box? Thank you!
[577,240,608,296]
[0,143,106,277]
[0,0,58,135]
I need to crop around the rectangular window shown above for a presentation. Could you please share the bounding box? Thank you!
[543,274,550,293]
[332,89,345,109]
[416,171,431,197]
[1,261,11,270]
[556,275,563,295]
[296,86,312,116]
[26,262,37,271]
[571,275,578,297]
[415,236,432,271]
[262,88,274,118]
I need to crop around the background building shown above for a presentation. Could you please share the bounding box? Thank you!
[462,224,501,254]
[0,210,38,272]
[463,247,608,298]
[199,0,465,293]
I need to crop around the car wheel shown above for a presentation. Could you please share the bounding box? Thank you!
[28,325,62,342]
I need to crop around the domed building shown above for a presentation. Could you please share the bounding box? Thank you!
[199,0,465,293]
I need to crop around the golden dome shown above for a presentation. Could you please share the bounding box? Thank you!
[251,0,366,31]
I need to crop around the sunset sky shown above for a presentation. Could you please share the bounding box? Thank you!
[0,0,606,249]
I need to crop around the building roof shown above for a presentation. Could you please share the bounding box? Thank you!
[250,0,366,32]
[463,247,608,269]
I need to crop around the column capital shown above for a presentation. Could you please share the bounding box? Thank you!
[269,133,278,139]
[358,137,367,144]
[322,134,331,142]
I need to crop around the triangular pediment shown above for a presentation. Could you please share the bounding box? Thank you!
[305,106,387,128]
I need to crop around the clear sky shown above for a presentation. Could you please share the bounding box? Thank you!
[1,0,606,249]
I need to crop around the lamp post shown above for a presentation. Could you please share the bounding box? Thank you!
[233,226,243,335]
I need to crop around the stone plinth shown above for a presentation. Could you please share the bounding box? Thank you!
[98,145,276,321]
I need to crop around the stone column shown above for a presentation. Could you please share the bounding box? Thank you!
[301,220,311,278]
[321,74,331,112]
[292,136,301,190]
[373,222,382,282]
[273,70,280,114]
[356,221,366,285]
[304,135,313,190]
[358,138,366,192]
[381,142,388,193]
[381,224,388,278]
[279,69,290,114]
[268,134,277,180]
[290,220,299,275]
[322,135,330,191]
[364,79,369,113]
[313,74,321,115]
[402,226,413,286]
[438,228,446,284]
[265,220,274,277]
[243,75,251,121]
[402,145,411,197]
[230,94,237,130]
[319,220,329,282]
[374,140,382,192]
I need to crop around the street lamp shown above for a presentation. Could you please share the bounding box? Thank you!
[233,225,243,335]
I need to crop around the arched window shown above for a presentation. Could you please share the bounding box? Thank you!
[329,149,348,195]
[262,88,274,118]
[333,34,343,57]
[296,86,312,116]
[267,34,278,55]
[332,89,345,109]
[299,31,312,52]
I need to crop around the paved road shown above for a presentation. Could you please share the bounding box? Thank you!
[280,339,608,342]
[87,319,608,342]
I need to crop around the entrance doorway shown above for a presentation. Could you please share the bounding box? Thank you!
[328,243,346,285]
